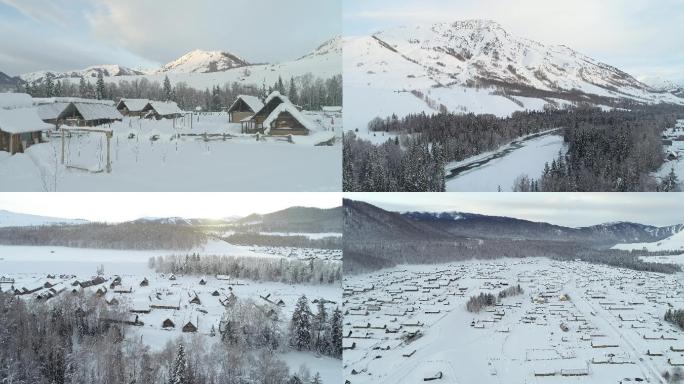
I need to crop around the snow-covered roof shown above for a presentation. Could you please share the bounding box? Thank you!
[0,93,33,109]
[147,101,184,116]
[263,91,291,106]
[36,102,70,120]
[322,106,342,112]
[0,93,52,133]
[118,98,150,112]
[263,102,318,132]
[227,95,264,113]
[35,97,116,106]
[70,102,122,121]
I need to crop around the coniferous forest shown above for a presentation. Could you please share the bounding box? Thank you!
[344,105,684,191]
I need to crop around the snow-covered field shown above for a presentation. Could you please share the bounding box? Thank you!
[259,232,343,239]
[0,114,341,191]
[613,228,684,252]
[344,258,684,384]
[445,132,565,191]
[0,244,342,383]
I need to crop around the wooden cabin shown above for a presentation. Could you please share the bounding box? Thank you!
[227,95,263,123]
[141,101,183,120]
[182,321,198,333]
[140,277,149,287]
[0,93,50,155]
[263,103,315,136]
[190,295,201,305]
[162,318,175,329]
[241,91,291,133]
[35,97,122,127]
[116,98,150,116]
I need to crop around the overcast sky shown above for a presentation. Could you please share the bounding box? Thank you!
[344,0,684,84]
[347,193,684,228]
[0,193,341,222]
[0,0,341,76]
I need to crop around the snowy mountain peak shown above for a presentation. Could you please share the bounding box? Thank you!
[347,19,684,110]
[297,36,343,60]
[20,65,144,83]
[156,49,250,74]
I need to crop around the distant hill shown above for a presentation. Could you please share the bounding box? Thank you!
[235,206,342,233]
[344,199,684,273]
[0,210,88,228]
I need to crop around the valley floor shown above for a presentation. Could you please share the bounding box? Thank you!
[0,113,341,191]
[344,257,684,384]
[445,131,565,191]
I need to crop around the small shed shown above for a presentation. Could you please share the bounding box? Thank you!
[162,318,175,329]
[182,321,198,333]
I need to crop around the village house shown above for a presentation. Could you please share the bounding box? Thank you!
[239,91,316,135]
[141,101,184,120]
[116,98,150,117]
[0,93,51,155]
[35,97,122,127]
[227,95,264,123]
[162,318,175,329]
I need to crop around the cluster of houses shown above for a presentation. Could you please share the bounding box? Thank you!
[0,93,183,155]
[227,91,329,136]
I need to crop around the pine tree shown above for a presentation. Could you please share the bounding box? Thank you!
[54,80,62,97]
[45,73,55,97]
[289,295,312,351]
[163,76,173,101]
[660,167,680,192]
[329,307,342,358]
[310,372,322,384]
[343,137,356,191]
[95,73,106,100]
[78,77,87,98]
[313,301,328,353]
[276,76,286,95]
[169,344,187,384]
[288,77,298,104]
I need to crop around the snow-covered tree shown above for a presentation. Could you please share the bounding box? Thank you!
[289,295,312,351]
[95,72,106,100]
[169,344,188,384]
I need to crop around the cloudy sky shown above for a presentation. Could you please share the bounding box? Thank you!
[0,0,341,76]
[0,192,341,222]
[344,0,684,84]
[347,192,684,228]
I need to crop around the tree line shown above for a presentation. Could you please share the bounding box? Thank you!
[466,284,523,313]
[0,223,206,250]
[222,233,341,250]
[19,72,342,111]
[150,253,342,284]
[664,308,684,330]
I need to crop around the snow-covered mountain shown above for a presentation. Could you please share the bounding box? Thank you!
[155,49,250,74]
[20,64,144,83]
[613,227,684,251]
[344,20,683,127]
[18,37,340,91]
[0,71,23,91]
[0,210,88,227]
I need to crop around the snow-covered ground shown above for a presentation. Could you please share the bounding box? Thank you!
[0,244,341,382]
[259,232,343,239]
[445,132,565,191]
[344,258,684,384]
[0,114,341,191]
[653,119,684,190]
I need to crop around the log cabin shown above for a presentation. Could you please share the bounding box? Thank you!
[227,95,263,123]
[263,102,316,136]
[241,91,291,133]
[0,93,51,155]
[116,98,151,116]
[141,101,184,120]
[35,97,122,127]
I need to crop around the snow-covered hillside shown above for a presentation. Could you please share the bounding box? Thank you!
[0,209,88,227]
[155,50,249,74]
[613,228,684,252]
[344,20,683,130]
